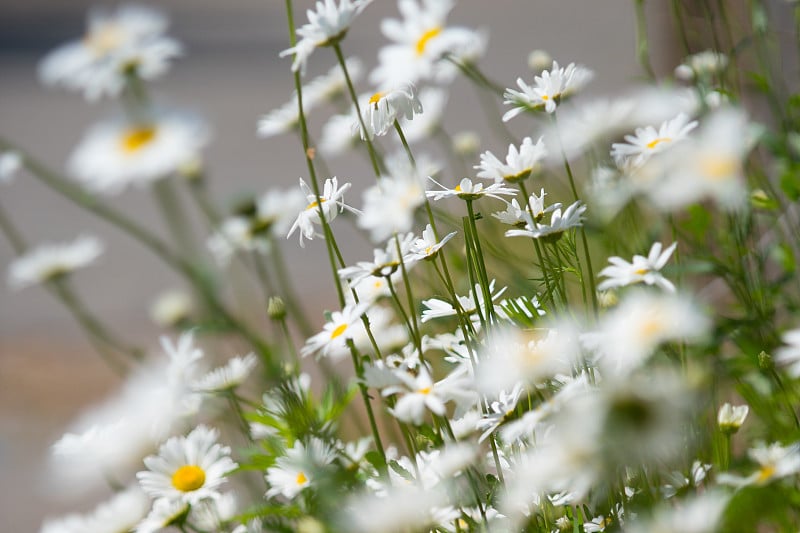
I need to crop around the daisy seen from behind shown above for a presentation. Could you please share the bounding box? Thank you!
[137,425,238,505]
[475,136,547,183]
[8,235,103,290]
[280,0,373,75]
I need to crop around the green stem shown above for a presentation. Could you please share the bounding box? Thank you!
[332,42,382,178]
[465,200,497,324]
[152,178,198,258]
[633,0,657,80]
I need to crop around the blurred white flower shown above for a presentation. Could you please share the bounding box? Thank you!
[39,4,181,100]
[280,0,373,74]
[7,235,103,290]
[0,150,21,183]
[775,327,800,377]
[40,485,149,533]
[301,302,370,360]
[193,353,258,393]
[149,289,193,327]
[266,438,336,500]
[69,113,209,194]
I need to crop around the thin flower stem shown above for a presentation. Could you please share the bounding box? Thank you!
[518,181,557,310]
[278,317,301,372]
[553,117,599,317]
[226,390,254,443]
[186,178,221,227]
[465,199,497,324]
[386,274,420,348]
[393,120,416,168]
[269,235,314,338]
[0,141,276,368]
[633,0,657,80]
[393,234,423,351]
[152,178,199,258]
[332,42,382,178]
[462,217,488,331]
[347,340,387,468]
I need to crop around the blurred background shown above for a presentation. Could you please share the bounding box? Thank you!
[0,0,793,529]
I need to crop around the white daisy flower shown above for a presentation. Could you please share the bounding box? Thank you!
[370,0,486,89]
[597,241,678,292]
[475,383,525,442]
[38,4,181,100]
[69,113,210,194]
[338,233,415,286]
[421,280,507,322]
[626,491,728,533]
[398,87,448,144]
[582,291,709,376]
[717,403,749,433]
[188,492,240,532]
[492,198,527,226]
[41,485,149,533]
[502,61,594,121]
[287,176,358,247]
[426,177,517,202]
[644,107,755,211]
[404,224,456,262]
[718,442,800,487]
[0,150,22,183]
[611,112,698,168]
[358,166,426,242]
[255,187,308,236]
[257,58,362,139]
[266,438,336,499]
[356,84,423,140]
[207,216,270,266]
[135,498,189,533]
[280,0,373,75]
[7,234,103,290]
[320,109,360,156]
[675,49,729,81]
[149,289,193,328]
[137,425,238,505]
[775,327,800,377]
[475,136,547,183]
[504,201,586,242]
[382,366,452,425]
[193,353,258,393]
[301,302,371,360]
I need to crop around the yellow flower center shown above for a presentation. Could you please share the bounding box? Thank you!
[454,184,462,191]
[171,465,206,492]
[757,464,776,483]
[639,317,664,338]
[369,92,385,105]
[646,137,671,150]
[296,471,308,485]
[306,198,327,211]
[634,268,649,275]
[418,387,432,395]
[330,323,348,339]
[415,27,442,55]
[541,94,549,101]
[121,126,157,153]
[85,23,125,55]
[700,155,738,181]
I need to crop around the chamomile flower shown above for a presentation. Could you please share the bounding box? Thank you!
[502,61,593,121]
[135,498,189,533]
[287,176,358,247]
[492,198,527,226]
[404,224,456,262]
[626,492,729,533]
[597,241,678,292]
[338,233,415,286]
[301,302,371,359]
[421,280,508,322]
[718,441,800,487]
[475,136,547,183]
[137,425,238,505]
[370,0,486,89]
[149,289,193,328]
[69,113,210,194]
[357,84,423,140]
[41,485,149,533]
[280,0,373,75]
[611,113,698,168]
[426,177,517,201]
[383,366,466,425]
[39,4,181,100]
[266,438,336,499]
[358,166,426,242]
[717,403,749,433]
[7,235,103,290]
[398,87,448,144]
[583,291,709,375]
[320,109,360,156]
[193,354,258,393]
[674,50,729,81]
[207,216,270,265]
[505,201,586,242]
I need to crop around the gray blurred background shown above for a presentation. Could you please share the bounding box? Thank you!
[0,0,765,529]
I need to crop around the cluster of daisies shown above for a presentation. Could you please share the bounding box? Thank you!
[5,0,800,532]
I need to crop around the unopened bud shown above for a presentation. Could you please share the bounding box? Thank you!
[758,350,773,371]
[268,296,287,320]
